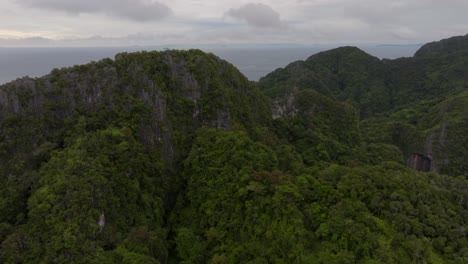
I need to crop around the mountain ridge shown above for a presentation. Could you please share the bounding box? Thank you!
[415,33,468,57]
[0,35,467,263]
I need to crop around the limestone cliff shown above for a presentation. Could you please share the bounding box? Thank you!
[0,49,271,175]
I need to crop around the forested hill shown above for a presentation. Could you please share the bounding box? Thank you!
[0,36,467,263]
[415,33,468,57]
[259,34,468,177]
[259,38,468,116]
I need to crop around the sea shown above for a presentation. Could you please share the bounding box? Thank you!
[0,45,421,85]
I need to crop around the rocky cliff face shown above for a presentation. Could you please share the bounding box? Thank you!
[420,92,468,176]
[0,39,467,264]
[0,49,271,174]
[1,41,467,179]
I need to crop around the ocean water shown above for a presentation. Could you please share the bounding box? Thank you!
[0,45,421,85]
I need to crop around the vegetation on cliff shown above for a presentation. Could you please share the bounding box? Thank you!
[0,35,467,263]
[259,35,468,177]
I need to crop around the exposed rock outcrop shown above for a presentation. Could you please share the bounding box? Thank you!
[0,49,271,171]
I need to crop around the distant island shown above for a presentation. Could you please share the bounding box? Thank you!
[376,43,423,47]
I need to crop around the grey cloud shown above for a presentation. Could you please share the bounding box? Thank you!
[342,0,468,40]
[16,0,172,22]
[294,0,468,42]
[225,3,287,29]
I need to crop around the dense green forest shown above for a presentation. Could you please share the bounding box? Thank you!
[0,35,467,263]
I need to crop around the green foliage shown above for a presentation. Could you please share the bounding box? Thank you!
[419,92,468,176]
[271,89,361,166]
[360,117,423,157]
[1,127,167,263]
[414,33,468,57]
[363,143,404,165]
[300,164,467,263]
[259,47,389,117]
[173,129,312,263]
[0,43,467,263]
[172,128,467,263]
[259,39,468,175]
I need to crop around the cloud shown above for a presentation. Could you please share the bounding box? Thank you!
[225,3,287,29]
[4,0,468,45]
[292,0,468,42]
[16,0,172,22]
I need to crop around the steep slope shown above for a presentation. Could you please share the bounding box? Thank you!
[271,88,363,166]
[0,49,271,180]
[259,47,389,117]
[259,34,468,176]
[405,91,468,176]
[0,41,467,264]
[260,42,468,117]
[0,49,272,263]
[385,51,468,108]
[415,33,468,57]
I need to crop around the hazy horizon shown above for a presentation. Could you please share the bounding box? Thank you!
[0,44,421,85]
[0,0,463,84]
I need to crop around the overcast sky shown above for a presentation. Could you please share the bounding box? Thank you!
[1,0,467,47]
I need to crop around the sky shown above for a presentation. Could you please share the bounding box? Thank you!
[0,0,467,47]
